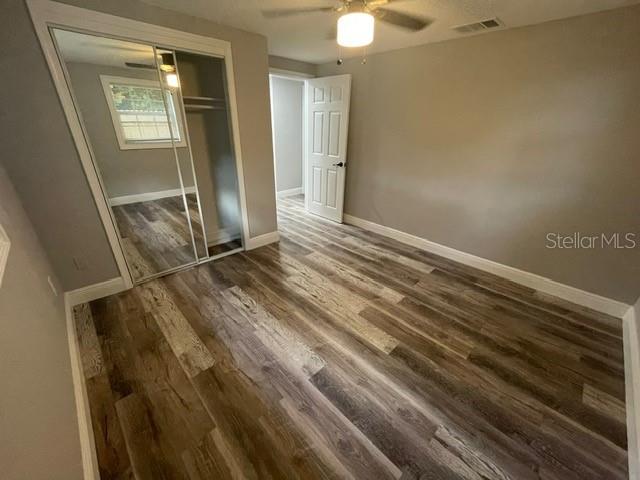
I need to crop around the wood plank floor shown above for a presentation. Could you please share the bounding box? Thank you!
[78,195,628,479]
[113,194,240,281]
[113,195,202,280]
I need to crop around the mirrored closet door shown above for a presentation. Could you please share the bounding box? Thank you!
[169,49,244,258]
[52,29,244,284]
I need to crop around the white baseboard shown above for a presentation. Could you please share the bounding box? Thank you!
[66,277,127,306]
[63,277,128,479]
[343,214,630,318]
[277,187,303,199]
[64,299,99,480]
[245,231,280,250]
[109,186,196,206]
[624,304,640,479]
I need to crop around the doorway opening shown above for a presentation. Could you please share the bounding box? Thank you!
[269,72,306,208]
[270,72,352,224]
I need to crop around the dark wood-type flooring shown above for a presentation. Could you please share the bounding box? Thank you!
[208,238,243,257]
[77,195,628,479]
[113,194,240,281]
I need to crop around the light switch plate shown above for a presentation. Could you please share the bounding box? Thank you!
[0,223,9,288]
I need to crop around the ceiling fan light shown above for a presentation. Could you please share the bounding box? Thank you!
[337,12,374,47]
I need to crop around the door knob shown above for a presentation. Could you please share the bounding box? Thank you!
[332,162,344,167]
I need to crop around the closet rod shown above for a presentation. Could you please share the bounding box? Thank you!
[184,105,225,111]
[182,95,225,102]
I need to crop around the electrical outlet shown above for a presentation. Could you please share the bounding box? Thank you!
[47,275,58,297]
[73,256,88,271]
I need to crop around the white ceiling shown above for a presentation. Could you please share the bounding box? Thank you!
[139,0,640,64]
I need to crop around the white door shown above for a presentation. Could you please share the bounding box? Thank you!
[305,74,351,222]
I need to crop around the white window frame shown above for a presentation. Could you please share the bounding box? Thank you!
[100,75,186,150]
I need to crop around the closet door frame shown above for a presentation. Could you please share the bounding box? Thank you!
[27,0,252,289]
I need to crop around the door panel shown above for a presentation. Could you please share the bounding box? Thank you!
[312,112,324,154]
[313,87,325,103]
[327,170,338,208]
[305,74,351,223]
[328,112,341,157]
[312,167,323,204]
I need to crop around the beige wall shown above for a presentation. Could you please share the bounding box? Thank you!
[269,55,317,77]
[1,0,276,291]
[318,5,640,303]
[1,1,121,290]
[0,165,83,480]
[271,76,304,192]
[66,62,192,198]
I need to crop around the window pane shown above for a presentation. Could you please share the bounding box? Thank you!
[122,125,141,140]
[109,84,165,112]
[140,124,158,139]
[109,83,181,143]
[156,124,171,139]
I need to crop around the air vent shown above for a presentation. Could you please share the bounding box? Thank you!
[452,18,503,34]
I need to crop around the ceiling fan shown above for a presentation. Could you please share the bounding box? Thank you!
[262,0,432,48]
[125,53,179,88]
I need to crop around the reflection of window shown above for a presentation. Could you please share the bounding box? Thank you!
[100,75,185,150]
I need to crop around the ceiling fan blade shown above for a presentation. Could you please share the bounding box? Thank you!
[261,7,336,18]
[375,8,432,31]
[365,0,392,7]
[326,25,337,41]
[125,62,156,70]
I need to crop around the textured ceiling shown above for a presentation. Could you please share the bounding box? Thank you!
[141,0,639,64]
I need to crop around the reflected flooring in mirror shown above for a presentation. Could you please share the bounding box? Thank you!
[113,194,203,280]
[76,195,627,479]
[208,238,242,257]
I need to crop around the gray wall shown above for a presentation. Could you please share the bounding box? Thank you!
[269,55,317,77]
[0,165,83,480]
[1,0,276,291]
[1,0,121,290]
[65,62,192,199]
[271,76,304,192]
[318,5,640,303]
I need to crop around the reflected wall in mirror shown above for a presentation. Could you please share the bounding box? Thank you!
[52,29,198,281]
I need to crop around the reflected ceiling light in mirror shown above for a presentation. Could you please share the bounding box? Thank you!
[159,52,175,72]
[159,52,179,88]
[165,73,179,88]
